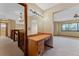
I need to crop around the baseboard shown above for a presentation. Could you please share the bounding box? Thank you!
[54,35,79,38]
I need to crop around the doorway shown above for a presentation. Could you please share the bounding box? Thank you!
[0,23,8,36]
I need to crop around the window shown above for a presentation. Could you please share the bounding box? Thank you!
[61,23,78,31]
[61,24,69,31]
[69,23,77,31]
[77,23,79,31]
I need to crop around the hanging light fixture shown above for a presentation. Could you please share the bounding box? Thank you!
[74,14,79,20]
[74,14,79,18]
[30,9,43,17]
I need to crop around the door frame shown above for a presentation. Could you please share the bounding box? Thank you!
[18,3,28,56]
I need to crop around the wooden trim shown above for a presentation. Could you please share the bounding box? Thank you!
[5,23,8,36]
[18,3,28,56]
[18,3,26,6]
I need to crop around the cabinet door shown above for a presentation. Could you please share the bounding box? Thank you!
[37,40,44,56]
[28,39,38,56]
[28,39,44,56]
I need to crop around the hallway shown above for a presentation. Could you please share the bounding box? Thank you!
[0,36,24,56]
[43,36,79,56]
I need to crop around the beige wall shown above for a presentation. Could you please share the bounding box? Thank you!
[54,22,60,35]
[54,20,79,37]
[37,8,54,34]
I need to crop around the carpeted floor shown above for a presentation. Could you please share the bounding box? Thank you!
[1,36,79,56]
[0,36,24,56]
[43,36,79,56]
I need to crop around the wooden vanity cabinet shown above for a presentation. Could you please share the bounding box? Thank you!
[18,32,24,51]
[10,30,15,41]
[10,29,20,41]
[18,32,53,56]
[28,39,44,56]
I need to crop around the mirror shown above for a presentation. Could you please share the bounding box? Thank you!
[28,9,39,35]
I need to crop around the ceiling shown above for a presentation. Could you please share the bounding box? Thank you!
[35,3,79,21]
[36,3,59,11]
[54,5,79,21]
